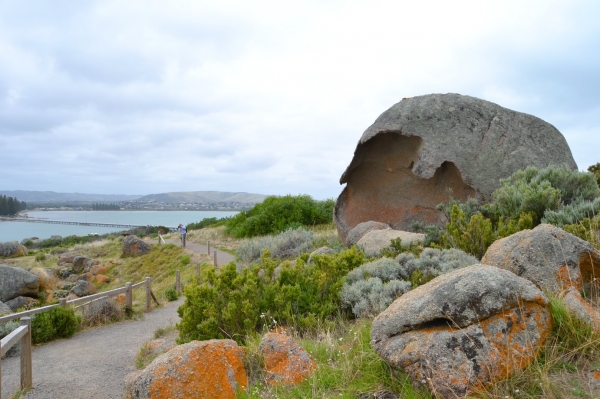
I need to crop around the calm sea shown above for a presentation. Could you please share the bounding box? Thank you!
[0,211,238,243]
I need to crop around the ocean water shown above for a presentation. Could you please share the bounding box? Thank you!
[0,211,238,243]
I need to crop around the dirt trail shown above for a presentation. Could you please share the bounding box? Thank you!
[1,242,235,399]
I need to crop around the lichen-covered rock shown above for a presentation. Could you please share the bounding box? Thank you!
[334,93,577,244]
[307,246,336,264]
[58,252,81,264]
[95,274,110,284]
[0,242,28,257]
[72,256,94,273]
[259,329,316,385]
[371,264,551,398]
[0,301,12,316]
[70,280,97,297]
[5,296,37,312]
[124,339,247,399]
[357,230,424,257]
[0,264,40,302]
[482,224,600,329]
[122,236,151,256]
[346,221,390,247]
[90,265,108,275]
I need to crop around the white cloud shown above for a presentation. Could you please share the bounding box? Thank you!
[0,0,599,198]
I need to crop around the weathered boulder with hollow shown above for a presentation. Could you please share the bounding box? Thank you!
[357,229,424,257]
[482,224,600,328]
[0,264,40,302]
[371,264,551,398]
[335,94,577,245]
[259,328,316,385]
[122,236,151,256]
[124,339,247,399]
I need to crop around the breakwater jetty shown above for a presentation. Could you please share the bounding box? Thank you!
[0,217,176,230]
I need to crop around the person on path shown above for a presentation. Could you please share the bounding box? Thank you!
[177,223,187,247]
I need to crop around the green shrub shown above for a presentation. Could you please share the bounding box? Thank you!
[187,217,231,230]
[180,254,191,265]
[177,247,365,344]
[164,288,179,301]
[32,306,80,344]
[225,195,335,238]
[340,248,477,317]
[589,162,600,187]
[236,228,314,263]
[542,197,600,226]
[35,252,46,262]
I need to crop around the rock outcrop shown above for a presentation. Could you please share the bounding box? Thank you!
[346,221,391,247]
[0,264,40,302]
[482,224,600,328]
[259,328,316,385]
[122,236,151,256]
[371,264,551,398]
[0,241,28,257]
[334,94,577,244]
[124,339,247,399]
[357,230,424,257]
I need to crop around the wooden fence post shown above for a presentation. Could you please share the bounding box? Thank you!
[214,250,217,267]
[125,282,133,316]
[176,270,181,293]
[196,263,200,276]
[145,277,151,312]
[207,240,210,255]
[59,298,67,307]
[20,317,32,390]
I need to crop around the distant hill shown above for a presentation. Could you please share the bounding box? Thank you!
[137,191,268,204]
[0,190,143,203]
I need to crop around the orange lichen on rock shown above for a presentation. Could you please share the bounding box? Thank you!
[557,264,582,292]
[95,274,110,284]
[124,339,247,399]
[259,330,316,386]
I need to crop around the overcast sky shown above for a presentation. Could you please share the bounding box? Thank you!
[1,0,599,200]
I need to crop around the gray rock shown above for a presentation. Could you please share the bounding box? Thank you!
[72,256,94,273]
[50,235,62,240]
[58,252,82,264]
[0,242,28,257]
[346,221,390,247]
[307,246,336,264]
[334,93,578,244]
[482,224,600,295]
[0,264,40,302]
[70,280,97,297]
[371,264,551,398]
[122,235,151,256]
[357,230,424,257]
[0,301,12,316]
[4,296,37,312]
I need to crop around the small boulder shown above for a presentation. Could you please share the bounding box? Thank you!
[124,339,247,399]
[482,224,600,329]
[0,264,40,302]
[0,301,13,316]
[346,221,390,247]
[90,265,108,275]
[95,274,110,284]
[122,236,151,256]
[70,280,97,297]
[371,264,551,398]
[58,252,81,264]
[5,296,38,312]
[77,272,95,283]
[307,246,336,264]
[72,256,94,273]
[0,242,28,257]
[259,329,316,385]
[357,230,424,257]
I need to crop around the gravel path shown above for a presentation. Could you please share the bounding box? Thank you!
[1,242,235,399]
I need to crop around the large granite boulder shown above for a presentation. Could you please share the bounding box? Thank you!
[72,256,94,273]
[122,236,151,256]
[371,264,551,398]
[482,224,600,329]
[334,94,577,245]
[259,328,316,385]
[70,280,97,297]
[4,296,37,312]
[0,242,28,257]
[124,339,247,399]
[0,264,40,302]
[357,229,424,257]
